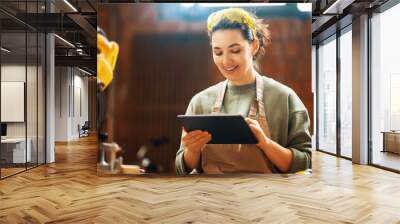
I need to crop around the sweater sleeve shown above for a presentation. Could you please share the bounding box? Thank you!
[287,111,312,172]
[175,85,219,174]
[286,93,312,173]
[175,97,201,175]
[175,132,189,175]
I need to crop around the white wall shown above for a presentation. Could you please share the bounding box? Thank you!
[54,67,89,141]
[1,65,36,138]
[55,67,69,141]
[72,72,89,138]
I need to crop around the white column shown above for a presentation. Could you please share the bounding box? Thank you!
[45,0,55,163]
[352,14,369,164]
[46,33,55,163]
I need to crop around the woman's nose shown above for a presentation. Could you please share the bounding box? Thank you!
[222,53,232,66]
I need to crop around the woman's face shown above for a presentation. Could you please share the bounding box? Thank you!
[211,29,257,84]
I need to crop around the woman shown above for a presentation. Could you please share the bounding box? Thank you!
[175,8,311,174]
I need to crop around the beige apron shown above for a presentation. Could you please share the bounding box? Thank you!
[201,75,273,174]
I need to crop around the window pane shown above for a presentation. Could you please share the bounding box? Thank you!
[38,33,45,165]
[340,28,352,158]
[371,3,400,171]
[1,30,28,177]
[27,31,38,169]
[318,36,337,154]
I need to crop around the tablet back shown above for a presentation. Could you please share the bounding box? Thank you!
[177,115,258,144]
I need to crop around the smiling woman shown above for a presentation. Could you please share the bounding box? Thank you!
[175,8,312,175]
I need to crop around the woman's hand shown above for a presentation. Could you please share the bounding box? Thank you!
[245,117,271,148]
[182,130,212,155]
[182,130,212,171]
[245,117,294,172]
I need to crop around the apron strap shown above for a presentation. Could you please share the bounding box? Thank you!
[247,74,263,119]
[252,75,272,139]
[212,80,228,114]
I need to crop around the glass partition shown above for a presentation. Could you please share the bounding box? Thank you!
[0,1,46,179]
[38,32,45,165]
[1,30,28,177]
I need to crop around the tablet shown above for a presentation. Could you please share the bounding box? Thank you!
[177,114,258,144]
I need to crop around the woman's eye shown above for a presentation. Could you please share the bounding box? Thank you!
[232,49,241,54]
[214,51,222,56]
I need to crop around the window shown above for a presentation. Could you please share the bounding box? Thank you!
[371,2,400,171]
[339,27,352,158]
[317,35,337,154]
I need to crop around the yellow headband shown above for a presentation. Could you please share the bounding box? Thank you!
[207,8,256,39]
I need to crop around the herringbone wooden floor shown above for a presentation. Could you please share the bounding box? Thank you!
[1,135,400,223]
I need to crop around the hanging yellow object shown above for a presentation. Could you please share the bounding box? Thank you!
[97,33,119,90]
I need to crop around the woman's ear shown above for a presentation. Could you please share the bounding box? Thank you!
[252,39,260,57]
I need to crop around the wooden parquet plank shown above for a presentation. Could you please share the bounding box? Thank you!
[1,135,400,223]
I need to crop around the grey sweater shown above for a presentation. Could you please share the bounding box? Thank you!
[176,76,312,174]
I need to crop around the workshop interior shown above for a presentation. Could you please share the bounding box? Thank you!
[97,3,312,174]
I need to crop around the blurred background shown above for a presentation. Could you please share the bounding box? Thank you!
[98,3,312,173]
